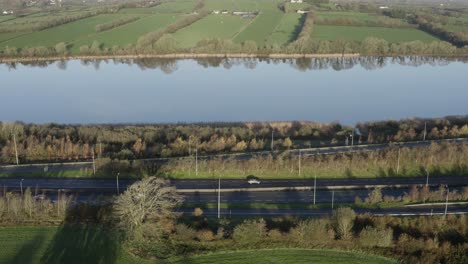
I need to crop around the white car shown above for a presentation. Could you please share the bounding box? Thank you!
[247,179,261,184]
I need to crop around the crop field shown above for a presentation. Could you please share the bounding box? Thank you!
[0,14,121,49]
[0,226,150,264]
[312,25,438,43]
[72,13,180,50]
[173,14,251,47]
[266,13,303,45]
[171,249,397,264]
[234,10,284,45]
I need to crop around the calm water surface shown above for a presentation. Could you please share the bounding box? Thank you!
[0,57,467,124]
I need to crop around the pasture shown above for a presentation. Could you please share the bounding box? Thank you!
[0,226,149,264]
[266,13,303,45]
[312,25,438,43]
[173,14,250,48]
[72,13,180,50]
[234,10,284,45]
[171,249,398,264]
[0,14,121,49]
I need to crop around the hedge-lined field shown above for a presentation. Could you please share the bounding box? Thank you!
[173,14,250,47]
[312,25,438,43]
[0,14,120,48]
[71,13,180,50]
[234,10,284,45]
[267,13,303,45]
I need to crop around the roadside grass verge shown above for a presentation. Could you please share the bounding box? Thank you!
[170,248,398,264]
[182,201,409,210]
[311,25,438,43]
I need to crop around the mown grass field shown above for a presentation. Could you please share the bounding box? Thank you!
[171,249,398,264]
[266,13,303,45]
[0,14,122,49]
[71,13,180,51]
[0,227,397,264]
[0,226,150,264]
[0,15,15,23]
[312,25,438,43]
[205,0,282,12]
[173,14,250,47]
[234,10,284,45]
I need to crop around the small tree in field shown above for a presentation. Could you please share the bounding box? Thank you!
[333,207,356,240]
[113,177,183,234]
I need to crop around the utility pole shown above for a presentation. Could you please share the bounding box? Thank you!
[313,172,317,205]
[218,176,221,219]
[195,147,198,177]
[298,150,302,177]
[271,130,274,151]
[20,179,24,196]
[425,168,429,187]
[92,152,96,176]
[188,137,192,177]
[351,128,354,146]
[444,186,449,217]
[116,173,120,195]
[396,148,401,176]
[13,133,19,165]
[331,190,335,210]
[423,122,427,141]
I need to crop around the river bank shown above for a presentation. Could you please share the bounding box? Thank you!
[0,53,363,63]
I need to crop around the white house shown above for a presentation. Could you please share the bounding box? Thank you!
[221,10,229,14]
[297,10,309,14]
[290,0,303,3]
[212,10,220,14]
[379,6,389,9]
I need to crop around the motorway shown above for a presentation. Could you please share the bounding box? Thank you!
[0,138,466,174]
[0,176,466,191]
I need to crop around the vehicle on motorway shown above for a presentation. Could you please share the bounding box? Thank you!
[248,179,261,184]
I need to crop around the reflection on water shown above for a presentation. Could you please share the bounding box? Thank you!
[2,56,466,73]
[1,57,467,124]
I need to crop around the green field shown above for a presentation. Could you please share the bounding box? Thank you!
[173,14,250,47]
[0,15,15,23]
[312,25,438,43]
[0,226,150,264]
[172,249,398,264]
[72,13,180,50]
[205,0,282,12]
[0,227,397,264]
[234,10,284,45]
[266,13,303,45]
[0,14,122,49]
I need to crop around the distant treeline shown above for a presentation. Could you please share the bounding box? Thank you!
[0,116,467,164]
[95,16,140,32]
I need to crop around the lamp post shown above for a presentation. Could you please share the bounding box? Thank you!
[20,178,24,196]
[116,173,120,195]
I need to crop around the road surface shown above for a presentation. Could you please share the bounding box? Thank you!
[0,176,466,192]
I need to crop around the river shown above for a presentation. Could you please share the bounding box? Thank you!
[1,56,467,124]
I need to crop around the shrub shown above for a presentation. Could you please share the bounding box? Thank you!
[359,226,393,247]
[233,219,267,246]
